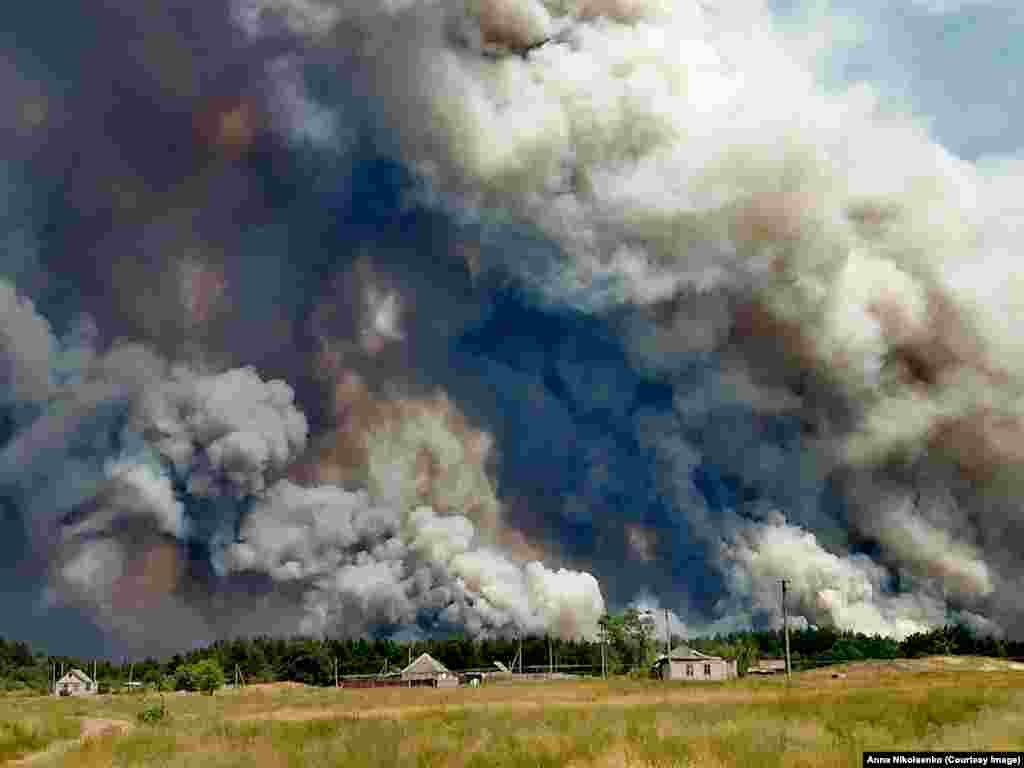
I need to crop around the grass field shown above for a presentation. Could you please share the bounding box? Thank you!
[2,657,1022,767]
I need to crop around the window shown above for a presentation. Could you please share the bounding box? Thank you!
[704,664,712,676]
[686,664,693,677]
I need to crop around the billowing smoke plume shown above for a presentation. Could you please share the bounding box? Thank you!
[228,480,604,637]
[0,274,603,648]
[239,0,1024,638]
[3,0,1023,653]
[136,365,309,498]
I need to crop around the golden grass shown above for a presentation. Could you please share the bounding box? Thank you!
[0,711,81,764]
[1,658,1021,767]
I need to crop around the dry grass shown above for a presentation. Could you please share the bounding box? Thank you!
[1,658,1021,767]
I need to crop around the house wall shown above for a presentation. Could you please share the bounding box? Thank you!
[54,679,96,696]
[661,659,735,681]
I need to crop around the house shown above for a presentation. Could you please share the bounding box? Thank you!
[748,657,787,675]
[400,653,459,688]
[652,645,737,682]
[54,669,97,696]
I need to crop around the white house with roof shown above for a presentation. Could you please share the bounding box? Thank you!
[653,645,738,682]
[54,668,97,696]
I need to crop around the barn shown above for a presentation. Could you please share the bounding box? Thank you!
[653,645,738,682]
[54,668,97,696]
[401,652,459,688]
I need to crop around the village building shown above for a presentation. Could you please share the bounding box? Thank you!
[400,652,459,688]
[54,668,97,696]
[652,645,738,682]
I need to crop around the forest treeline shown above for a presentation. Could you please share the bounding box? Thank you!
[2,614,1020,693]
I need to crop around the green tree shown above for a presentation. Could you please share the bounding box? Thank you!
[174,665,196,692]
[622,609,656,671]
[190,659,224,695]
[599,613,628,674]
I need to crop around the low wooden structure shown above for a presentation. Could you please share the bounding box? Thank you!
[748,657,787,675]
[337,653,459,689]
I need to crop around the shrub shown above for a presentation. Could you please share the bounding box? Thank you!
[137,697,169,725]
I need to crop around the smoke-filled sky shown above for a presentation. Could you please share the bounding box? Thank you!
[1,0,1022,657]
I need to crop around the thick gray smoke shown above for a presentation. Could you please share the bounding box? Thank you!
[0,279,603,648]
[0,280,54,403]
[228,480,604,637]
[135,365,310,498]
[4,0,1022,653]
[238,0,1024,639]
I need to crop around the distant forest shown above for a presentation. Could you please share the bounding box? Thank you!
[2,615,1020,693]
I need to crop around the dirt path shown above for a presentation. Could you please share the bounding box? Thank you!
[9,718,133,766]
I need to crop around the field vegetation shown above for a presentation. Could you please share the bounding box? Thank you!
[2,657,1022,767]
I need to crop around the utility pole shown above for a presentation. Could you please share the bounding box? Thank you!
[601,623,607,680]
[664,608,671,659]
[548,636,553,677]
[518,634,523,675]
[333,658,338,688]
[780,579,792,680]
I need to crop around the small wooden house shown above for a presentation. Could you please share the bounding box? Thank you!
[55,668,97,696]
[653,645,737,682]
[400,653,458,688]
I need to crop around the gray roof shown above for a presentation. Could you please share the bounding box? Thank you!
[656,645,723,662]
[57,668,94,685]
[400,652,450,677]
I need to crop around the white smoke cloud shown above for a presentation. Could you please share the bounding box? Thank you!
[91,455,187,539]
[315,381,503,535]
[628,592,691,649]
[227,480,606,638]
[137,365,309,497]
[720,512,949,640]
[855,492,993,600]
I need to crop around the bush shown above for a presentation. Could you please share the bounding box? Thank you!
[137,697,169,725]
